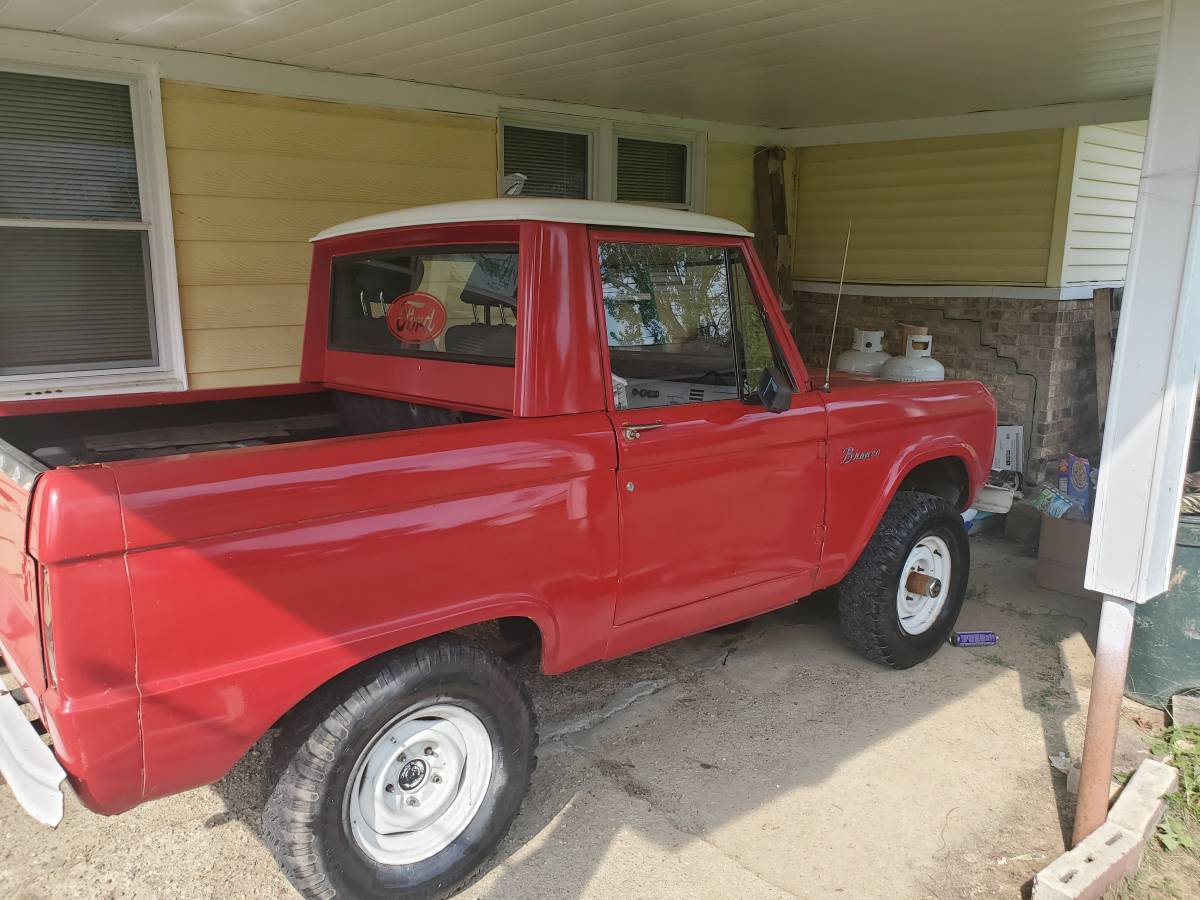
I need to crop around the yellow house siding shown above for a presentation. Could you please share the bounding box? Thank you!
[791,130,1064,285]
[1061,122,1147,284]
[162,82,497,387]
[706,142,757,232]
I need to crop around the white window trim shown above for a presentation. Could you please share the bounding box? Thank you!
[498,109,705,212]
[0,47,186,401]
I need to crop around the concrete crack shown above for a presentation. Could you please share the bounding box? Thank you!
[541,630,766,745]
[542,678,673,743]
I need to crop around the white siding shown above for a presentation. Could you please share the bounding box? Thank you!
[1062,122,1147,285]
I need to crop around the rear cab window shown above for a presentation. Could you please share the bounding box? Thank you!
[329,247,519,366]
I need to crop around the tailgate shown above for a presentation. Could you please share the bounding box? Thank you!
[0,440,46,698]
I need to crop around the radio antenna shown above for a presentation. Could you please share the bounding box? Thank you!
[822,219,853,392]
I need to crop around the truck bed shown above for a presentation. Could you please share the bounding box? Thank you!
[0,389,488,470]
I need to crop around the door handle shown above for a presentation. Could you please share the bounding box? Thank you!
[621,421,666,441]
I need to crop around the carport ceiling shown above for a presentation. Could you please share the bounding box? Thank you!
[0,0,1161,128]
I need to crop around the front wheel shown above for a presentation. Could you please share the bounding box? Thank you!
[264,636,536,900]
[837,491,970,668]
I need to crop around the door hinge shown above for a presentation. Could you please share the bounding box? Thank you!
[814,523,827,543]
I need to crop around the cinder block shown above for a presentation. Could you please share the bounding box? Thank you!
[1108,758,1180,843]
[1032,821,1143,900]
[1034,758,1179,900]
[1172,694,1200,727]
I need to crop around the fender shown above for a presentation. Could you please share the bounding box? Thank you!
[816,379,995,588]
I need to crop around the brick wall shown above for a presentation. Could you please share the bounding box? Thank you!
[786,290,1102,484]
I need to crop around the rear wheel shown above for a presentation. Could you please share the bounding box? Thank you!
[264,636,536,900]
[837,491,969,668]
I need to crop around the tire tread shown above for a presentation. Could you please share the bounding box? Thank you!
[263,635,537,900]
[837,491,964,669]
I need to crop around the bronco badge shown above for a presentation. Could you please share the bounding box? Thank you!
[841,446,881,464]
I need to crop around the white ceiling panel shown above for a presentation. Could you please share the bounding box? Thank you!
[0,0,1161,128]
[178,1,397,54]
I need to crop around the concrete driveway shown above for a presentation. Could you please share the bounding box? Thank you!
[0,536,1105,899]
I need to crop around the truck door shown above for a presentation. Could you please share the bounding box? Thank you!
[592,234,827,626]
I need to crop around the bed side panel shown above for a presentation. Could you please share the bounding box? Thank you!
[117,413,619,801]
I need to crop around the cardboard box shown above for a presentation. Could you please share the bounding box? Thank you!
[1036,513,1103,601]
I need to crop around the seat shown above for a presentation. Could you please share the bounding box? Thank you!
[444,323,516,360]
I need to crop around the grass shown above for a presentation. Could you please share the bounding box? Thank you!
[1116,724,1200,899]
[1151,725,1200,851]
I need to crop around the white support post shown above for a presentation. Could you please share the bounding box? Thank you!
[1075,0,1200,845]
[1086,0,1200,603]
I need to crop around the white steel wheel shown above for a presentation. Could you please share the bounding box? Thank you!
[896,534,952,635]
[344,703,494,866]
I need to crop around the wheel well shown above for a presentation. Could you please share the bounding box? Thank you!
[269,616,545,734]
[898,456,970,510]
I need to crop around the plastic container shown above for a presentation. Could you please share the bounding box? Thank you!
[880,334,945,382]
[835,329,891,376]
[1125,515,1200,709]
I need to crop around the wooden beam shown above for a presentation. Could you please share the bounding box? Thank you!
[753,146,792,300]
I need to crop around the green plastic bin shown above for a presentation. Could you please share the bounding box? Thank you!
[1125,515,1200,709]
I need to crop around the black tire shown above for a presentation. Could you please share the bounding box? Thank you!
[264,635,536,900]
[837,491,969,669]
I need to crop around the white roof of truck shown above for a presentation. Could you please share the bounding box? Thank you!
[312,198,752,241]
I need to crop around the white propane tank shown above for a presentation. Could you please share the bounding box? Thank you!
[880,334,945,382]
[835,329,891,376]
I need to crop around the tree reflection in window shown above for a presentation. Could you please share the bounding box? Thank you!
[599,243,732,350]
[597,242,788,410]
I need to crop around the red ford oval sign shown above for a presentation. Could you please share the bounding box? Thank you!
[386,292,447,343]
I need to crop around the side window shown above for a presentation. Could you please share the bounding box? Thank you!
[598,242,791,410]
[730,249,794,397]
[329,247,518,365]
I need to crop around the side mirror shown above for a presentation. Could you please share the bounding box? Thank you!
[757,367,793,414]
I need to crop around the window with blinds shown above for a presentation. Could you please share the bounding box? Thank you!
[502,125,590,199]
[616,137,689,208]
[0,69,158,376]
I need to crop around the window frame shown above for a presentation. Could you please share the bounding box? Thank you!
[0,49,185,401]
[498,110,705,212]
[588,230,804,415]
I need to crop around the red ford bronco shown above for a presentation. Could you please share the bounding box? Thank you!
[0,199,995,899]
